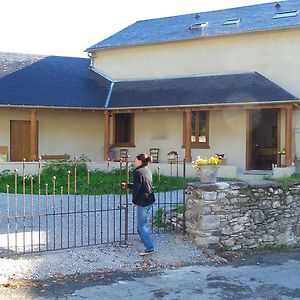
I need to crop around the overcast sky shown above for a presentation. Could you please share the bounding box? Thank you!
[1,0,275,58]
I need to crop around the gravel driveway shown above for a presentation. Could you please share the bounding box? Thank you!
[0,233,208,283]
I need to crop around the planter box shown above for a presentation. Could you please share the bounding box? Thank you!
[272,166,295,178]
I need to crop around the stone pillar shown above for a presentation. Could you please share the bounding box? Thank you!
[185,182,230,249]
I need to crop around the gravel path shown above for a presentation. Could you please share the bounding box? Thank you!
[0,233,209,282]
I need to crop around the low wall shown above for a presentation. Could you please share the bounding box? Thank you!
[185,181,300,251]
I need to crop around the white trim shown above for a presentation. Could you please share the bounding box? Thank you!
[105,82,114,108]
[0,104,103,111]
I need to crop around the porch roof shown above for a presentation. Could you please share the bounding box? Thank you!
[105,72,299,109]
[0,52,110,109]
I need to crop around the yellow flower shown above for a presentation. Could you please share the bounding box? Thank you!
[192,155,222,168]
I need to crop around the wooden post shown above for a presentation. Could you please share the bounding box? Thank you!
[185,109,192,163]
[285,107,292,166]
[104,110,111,160]
[246,110,251,170]
[30,109,38,161]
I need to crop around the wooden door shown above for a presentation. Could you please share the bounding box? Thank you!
[10,121,38,162]
[246,109,279,170]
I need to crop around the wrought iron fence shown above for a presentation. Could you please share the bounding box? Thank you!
[0,158,186,254]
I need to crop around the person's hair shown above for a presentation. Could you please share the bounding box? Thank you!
[136,153,152,166]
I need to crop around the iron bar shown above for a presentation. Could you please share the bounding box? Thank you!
[22,160,26,252]
[14,169,18,252]
[74,158,77,248]
[30,177,34,252]
[53,176,56,250]
[67,170,70,248]
[6,185,10,251]
[60,187,63,249]
[124,158,129,244]
[45,183,49,251]
[87,170,90,246]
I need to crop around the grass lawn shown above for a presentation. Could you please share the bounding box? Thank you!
[0,161,196,195]
[265,173,300,190]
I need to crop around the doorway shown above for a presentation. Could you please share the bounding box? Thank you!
[247,109,279,170]
[10,120,38,162]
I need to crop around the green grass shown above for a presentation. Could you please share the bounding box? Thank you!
[153,208,166,229]
[256,243,300,253]
[264,173,300,190]
[0,161,196,195]
[175,204,185,214]
[274,173,300,189]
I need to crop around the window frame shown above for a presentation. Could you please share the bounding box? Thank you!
[113,113,135,147]
[273,10,299,19]
[222,18,241,26]
[183,111,210,149]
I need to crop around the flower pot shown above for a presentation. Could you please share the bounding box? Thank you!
[198,165,218,183]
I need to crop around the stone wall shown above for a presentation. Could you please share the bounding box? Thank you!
[185,181,300,251]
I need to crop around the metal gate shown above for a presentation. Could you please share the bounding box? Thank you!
[0,158,186,254]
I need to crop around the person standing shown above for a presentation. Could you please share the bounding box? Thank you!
[122,153,155,256]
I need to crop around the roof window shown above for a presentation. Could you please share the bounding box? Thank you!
[189,22,208,30]
[222,18,241,26]
[273,10,299,19]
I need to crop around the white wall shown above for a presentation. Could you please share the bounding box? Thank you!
[93,28,300,101]
[38,111,103,161]
[0,110,104,162]
[117,110,246,168]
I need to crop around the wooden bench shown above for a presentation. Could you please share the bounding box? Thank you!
[41,154,70,161]
[0,146,8,162]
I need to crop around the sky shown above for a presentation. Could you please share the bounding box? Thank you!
[0,0,275,58]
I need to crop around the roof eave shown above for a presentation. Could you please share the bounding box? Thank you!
[106,100,300,111]
[0,104,104,111]
[85,24,300,52]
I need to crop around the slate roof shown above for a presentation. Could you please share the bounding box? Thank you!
[86,0,300,51]
[106,72,299,109]
[0,53,298,110]
[0,52,110,109]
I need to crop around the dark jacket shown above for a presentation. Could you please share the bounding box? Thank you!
[128,165,155,207]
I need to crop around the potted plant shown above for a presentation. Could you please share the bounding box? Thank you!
[192,155,222,183]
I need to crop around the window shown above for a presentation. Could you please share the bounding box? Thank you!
[189,22,208,30]
[273,10,299,19]
[223,18,241,26]
[183,111,209,148]
[114,113,135,147]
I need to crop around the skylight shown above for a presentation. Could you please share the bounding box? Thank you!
[189,22,208,30]
[273,10,299,19]
[222,18,241,26]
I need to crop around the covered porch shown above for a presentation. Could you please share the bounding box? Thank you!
[102,72,299,172]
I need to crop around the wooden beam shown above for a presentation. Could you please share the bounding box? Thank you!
[107,103,296,114]
[245,110,252,170]
[0,102,296,114]
[185,109,192,163]
[285,107,293,166]
[103,111,110,160]
[277,109,281,166]
[30,109,38,161]
[0,107,102,113]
